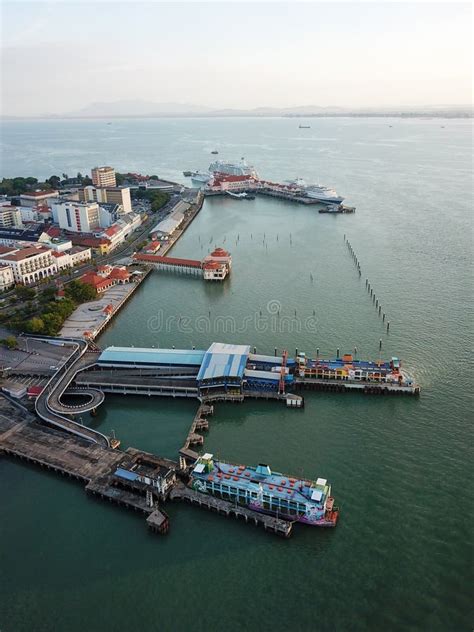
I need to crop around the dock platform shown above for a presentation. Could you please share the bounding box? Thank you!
[170,483,293,538]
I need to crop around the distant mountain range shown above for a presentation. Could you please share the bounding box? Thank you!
[5,100,474,119]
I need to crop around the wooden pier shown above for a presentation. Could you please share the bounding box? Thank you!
[0,398,173,535]
[170,483,293,538]
[181,403,214,452]
[1,396,293,539]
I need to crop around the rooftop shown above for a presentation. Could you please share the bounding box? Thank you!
[134,254,202,268]
[20,190,58,198]
[193,459,330,507]
[1,245,50,262]
[98,346,206,367]
[197,342,250,382]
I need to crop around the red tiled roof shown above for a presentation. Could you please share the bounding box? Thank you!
[80,272,111,290]
[213,174,255,183]
[203,260,222,270]
[108,267,130,280]
[104,225,120,237]
[134,254,202,268]
[71,235,111,248]
[210,248,230,257]
[46,226,61,238]
[1,246,49,261]
[20,190,58,198]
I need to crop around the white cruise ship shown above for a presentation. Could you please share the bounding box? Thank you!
[192,158,259,186]
[286,179,344,204]
[209,158,259,179]
[304,184,345,204]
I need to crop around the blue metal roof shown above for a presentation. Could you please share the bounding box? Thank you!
[114,468,139,481]
[99,346,206,367]
[197,342,250,382]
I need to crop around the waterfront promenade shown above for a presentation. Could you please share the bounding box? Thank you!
[59,277,146,339]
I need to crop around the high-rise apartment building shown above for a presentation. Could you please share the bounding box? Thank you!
[79,185,132,213]
[51,201,101,233]
[91,166,116,188]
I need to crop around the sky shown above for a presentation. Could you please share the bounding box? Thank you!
[1,1,472,116]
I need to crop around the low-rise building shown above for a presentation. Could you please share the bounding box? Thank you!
[70,234,112,255]
[0,245,58,284]
[206,174,260,193]
[100,213,142,251]
[98,203,122,228]
[150,211,184,240]
[51,251,70,270]
[80,272,115,293]
[202,248,232,280]
[69,246,91,266]
[80,265,131,293]
[142,240,161,254]
[46,238,73,252]
[0,264,14,291]
[20,190,59,207]
[0,224,49,247]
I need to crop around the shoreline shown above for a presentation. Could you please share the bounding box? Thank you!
[59,191,204,341]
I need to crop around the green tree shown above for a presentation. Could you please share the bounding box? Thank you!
[42,313,63,336]
[15,284,35,301]
[65,280,96,303]
[25,317,45,334]
[4,335,17,349]
[39,287,57,303]
[47,175,61,189]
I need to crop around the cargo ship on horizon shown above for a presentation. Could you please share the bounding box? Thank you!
[190,454,339,527]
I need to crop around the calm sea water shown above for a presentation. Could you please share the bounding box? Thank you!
[0,118,472,632]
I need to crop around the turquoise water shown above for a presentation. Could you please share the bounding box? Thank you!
[0,118,472,631]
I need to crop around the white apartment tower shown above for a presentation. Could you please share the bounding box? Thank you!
[51,201,101,233]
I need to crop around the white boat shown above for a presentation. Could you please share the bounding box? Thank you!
[305,185,344,204]
[191,171,212,184]
[286,179,344,204]
[225,191,248,199]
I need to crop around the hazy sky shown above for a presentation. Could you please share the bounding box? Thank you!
[1,1,472,116]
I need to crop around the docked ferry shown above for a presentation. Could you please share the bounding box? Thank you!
[190,454,339,527]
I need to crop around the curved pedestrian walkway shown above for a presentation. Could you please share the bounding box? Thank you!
[59,387,105,414]
[32,336,110,447]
